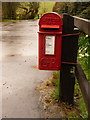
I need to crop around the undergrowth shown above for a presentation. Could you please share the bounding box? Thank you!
[51,71,88,119]
[51,71,60,100]
[78,34,90,81]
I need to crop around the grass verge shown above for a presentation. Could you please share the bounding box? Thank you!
[2,19,19,22]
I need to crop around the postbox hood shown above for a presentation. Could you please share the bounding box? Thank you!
[39,12,63,26]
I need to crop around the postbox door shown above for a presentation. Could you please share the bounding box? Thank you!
[39,33,62,70]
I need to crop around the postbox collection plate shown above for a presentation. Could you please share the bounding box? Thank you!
[45,35,55,55]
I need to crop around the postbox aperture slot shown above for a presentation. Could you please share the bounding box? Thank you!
[41,25,59,29]
[45,35,55,55]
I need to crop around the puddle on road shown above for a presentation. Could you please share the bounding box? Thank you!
[9,41,14,43]
[3,24,7,26]
[7,54,22,57]
[10,24,14,26]
[10,54,15,57]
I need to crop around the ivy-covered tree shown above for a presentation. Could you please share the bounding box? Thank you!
[17,2,39,19]
[2,2,19,19]
[2,2,39,20]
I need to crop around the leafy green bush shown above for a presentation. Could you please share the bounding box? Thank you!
[79,7,90,19]
[78,34,90,81]
[53,2,90,20]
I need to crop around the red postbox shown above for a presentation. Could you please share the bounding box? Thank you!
[38,12,63,70]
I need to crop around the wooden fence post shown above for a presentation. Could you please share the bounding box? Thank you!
[75,62,90,118]
[73,15,90,118]
[60,14,79,105]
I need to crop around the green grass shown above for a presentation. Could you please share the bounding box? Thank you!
[79,97,88,118]
[38,2,55,15]
[51,71,60,100]
[2,19,18,22]
[74,80,88,118]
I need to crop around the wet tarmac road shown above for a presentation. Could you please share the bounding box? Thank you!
[1,20,52,118]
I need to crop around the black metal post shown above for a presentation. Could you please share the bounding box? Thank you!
[60,14,79,105]
[60,64,75,105]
